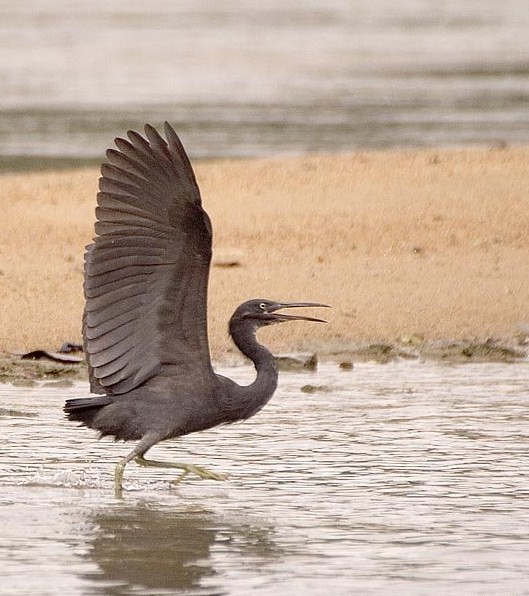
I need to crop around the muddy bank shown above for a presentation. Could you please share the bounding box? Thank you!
[1,338,526,385]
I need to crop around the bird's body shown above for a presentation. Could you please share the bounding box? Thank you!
[64,123,326,495]
[69,352,275,442]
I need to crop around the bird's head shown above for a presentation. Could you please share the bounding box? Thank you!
[229,299,329,331]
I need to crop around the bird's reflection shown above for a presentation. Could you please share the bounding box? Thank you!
[83,502,280,593]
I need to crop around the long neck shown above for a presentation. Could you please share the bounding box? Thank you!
[228,320,279,419]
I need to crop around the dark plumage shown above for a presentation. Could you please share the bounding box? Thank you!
[64,123,327,495]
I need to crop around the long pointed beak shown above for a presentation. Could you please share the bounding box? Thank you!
[272,302,330,323]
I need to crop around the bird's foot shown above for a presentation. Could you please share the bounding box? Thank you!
[134,456,228,485]
[171,463,228,485]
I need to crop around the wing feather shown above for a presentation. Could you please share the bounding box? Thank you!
[100,163,148,187]
[83,123,214,395]
[84,308,141,339]
[84,272,151,299]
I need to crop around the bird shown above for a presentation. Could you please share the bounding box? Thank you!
[64,122,328,497]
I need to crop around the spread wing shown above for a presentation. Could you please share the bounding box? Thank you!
[83,122,215,395]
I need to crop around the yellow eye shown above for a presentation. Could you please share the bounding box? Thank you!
[259,302,267,310]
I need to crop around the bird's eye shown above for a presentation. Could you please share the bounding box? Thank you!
[259,302,267,310]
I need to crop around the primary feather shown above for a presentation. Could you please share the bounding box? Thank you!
[83,122,214,396]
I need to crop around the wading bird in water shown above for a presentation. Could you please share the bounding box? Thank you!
[64,123,328,496]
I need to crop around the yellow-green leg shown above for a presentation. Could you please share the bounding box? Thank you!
[113,433,228,498]
[115,461,126,499]
[135,456,228,484]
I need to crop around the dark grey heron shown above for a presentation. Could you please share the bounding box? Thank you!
[64,123,328,496]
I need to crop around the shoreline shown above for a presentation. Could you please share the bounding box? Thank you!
[1,336,527,386]
[1,145,528,382]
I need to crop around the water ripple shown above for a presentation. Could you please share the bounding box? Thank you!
[1,361,529,594]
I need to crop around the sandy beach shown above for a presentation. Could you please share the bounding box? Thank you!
[1,146,528,366]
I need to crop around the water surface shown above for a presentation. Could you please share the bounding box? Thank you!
[1,361,529,594]
[1,1,529,170]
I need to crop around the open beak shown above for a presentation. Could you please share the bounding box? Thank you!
[270,302,330,323]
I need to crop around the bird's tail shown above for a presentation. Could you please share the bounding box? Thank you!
[64,395,112,426]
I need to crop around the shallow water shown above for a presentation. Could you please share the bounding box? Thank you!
[1,1,529,169]
[1,361,529,594]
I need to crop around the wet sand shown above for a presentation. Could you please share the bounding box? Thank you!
[1,146,528,369]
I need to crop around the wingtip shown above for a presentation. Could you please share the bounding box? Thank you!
[113,130,130,147]
[117,122,177,147]
[105,147,118,160]
[144,123,169,148]
[126,128,144,142]
[164,122,181,145]
[164,121,176,135]
[144,122,156,135]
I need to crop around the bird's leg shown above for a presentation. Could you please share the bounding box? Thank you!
[114,433,161,498]
[134,456,228,484]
